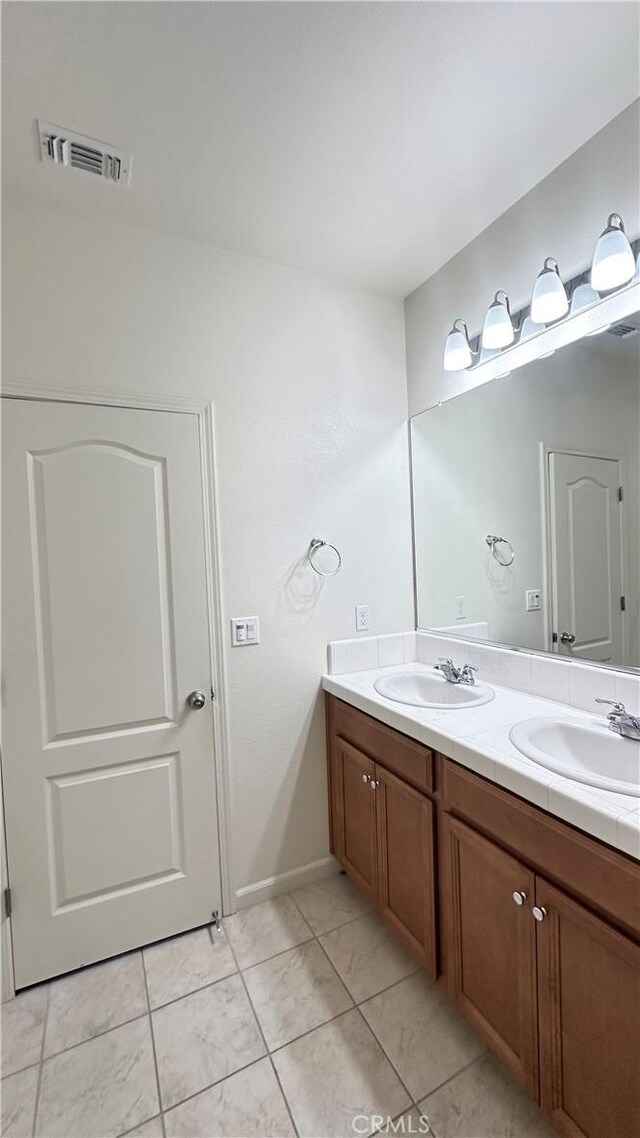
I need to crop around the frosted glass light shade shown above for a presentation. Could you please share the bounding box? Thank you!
[443,319,473,371]
[519,315,545,341]
[530,258,569,324]
[569,282,600,315]
[591,214,635,292]
[481,291,514,349]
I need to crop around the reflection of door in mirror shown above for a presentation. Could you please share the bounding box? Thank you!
[548,452,623,664]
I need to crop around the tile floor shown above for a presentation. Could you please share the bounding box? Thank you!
[1,874,557,1138]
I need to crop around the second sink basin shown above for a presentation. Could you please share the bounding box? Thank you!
[374,670,495,709]
[510,716,640,796]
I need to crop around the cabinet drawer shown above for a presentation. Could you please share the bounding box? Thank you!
[330,696,434,793]
[442,758,640,939]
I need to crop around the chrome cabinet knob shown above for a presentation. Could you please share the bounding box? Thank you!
[362,773,370,784]
[370,779,379,790]
[532,905,547,922]
[559,632,576,645]
[187,689,207,709]
[512,891,527,906]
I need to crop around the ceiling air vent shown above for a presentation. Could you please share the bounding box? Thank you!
[606,313,640,340]
[37,121,132,186]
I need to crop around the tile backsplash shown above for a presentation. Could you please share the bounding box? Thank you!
[327,630,640,716]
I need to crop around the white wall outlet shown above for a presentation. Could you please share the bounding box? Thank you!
[454,596,467,620]
[525,589,542,612]
[355,605,370,632]
[231,616,260,646]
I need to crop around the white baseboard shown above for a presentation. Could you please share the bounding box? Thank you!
[233,855,339,911]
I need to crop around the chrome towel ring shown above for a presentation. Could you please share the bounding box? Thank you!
[486,534,515,567]
[308,538,342,577]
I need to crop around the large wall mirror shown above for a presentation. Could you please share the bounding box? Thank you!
[411,310,640,671]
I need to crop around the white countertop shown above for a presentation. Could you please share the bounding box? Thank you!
[322,662,640,861]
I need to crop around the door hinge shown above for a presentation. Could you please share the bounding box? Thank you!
[3,887,12,919]
[621,596,626,611]
[618,485,624,502]
[551,632,558,643]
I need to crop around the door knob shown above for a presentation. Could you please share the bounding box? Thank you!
[559,632,576,645]
[532,906,547,922]
[512,891,527,905]
[187,690,207,709]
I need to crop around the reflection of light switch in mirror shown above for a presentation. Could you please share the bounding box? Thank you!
[525,590,542,612]
[454,596,467,619]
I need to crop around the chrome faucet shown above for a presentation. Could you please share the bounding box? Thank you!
[434,657,478,686]
[595,699,640,741]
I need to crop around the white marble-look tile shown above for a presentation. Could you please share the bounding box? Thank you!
[224,895,313,970]
[273,1008,410,1138]
[418,1052,556,1137]
[491,753,557,809]
[377,634,406,669]
[548,779,638,848]
[1,1063,39,1137]
[163,1057,294,1138]
[1,984,48,1076]
[350,638,379,673]
[152,973,265,1110]
[319,912,419,1003]
[569,662,617,714]
[471,646,533,694]
[361,971,485,1101]
[44,951,147,1057]
[328,642,351,675]
[243,940,352,1050]
[529,655,572,705]
[451,740,497,781]
[36,1016,158,1138]
[143,926,236,1009]
[616,672,640,716]
[616,809,640,859]
[292,872,372,935]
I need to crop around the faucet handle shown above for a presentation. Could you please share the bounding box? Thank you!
[595,698,625,713]
[462,663,478,672]
[437,657,454,664]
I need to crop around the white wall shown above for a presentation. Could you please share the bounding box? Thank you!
[412,335,640,665]
[2,193,414,900]
[405,101,640,416]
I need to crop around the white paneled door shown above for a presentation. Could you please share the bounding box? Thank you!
[548,451,624,664]
[2,398,222,987]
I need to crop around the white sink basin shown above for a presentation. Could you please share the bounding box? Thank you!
[510,716,640,797]
[374,670,494,709]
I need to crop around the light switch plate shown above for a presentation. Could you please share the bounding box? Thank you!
[454,596,467,620]
[525,589,542,612]
[231,616,260,646]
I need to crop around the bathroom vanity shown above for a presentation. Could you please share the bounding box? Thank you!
[324,672,640,1138]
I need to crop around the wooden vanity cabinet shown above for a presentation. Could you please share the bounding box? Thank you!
[327,699,437,975]
[325,693,640,1138]
[442,815,539,1097]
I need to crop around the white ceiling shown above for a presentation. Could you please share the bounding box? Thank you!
[3,2,639,297]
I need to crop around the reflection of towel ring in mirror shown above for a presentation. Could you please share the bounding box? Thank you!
[308,538,342,577]
[486,534,515,567]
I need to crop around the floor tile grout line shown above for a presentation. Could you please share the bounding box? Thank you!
[415,1049,489,1113]
[353,1004,415,1119]
[31,1009,151,1066]
[145,961,239,1013]
[141,951,166,1137]
[31,981,50,1138]
[224,929,300,1138]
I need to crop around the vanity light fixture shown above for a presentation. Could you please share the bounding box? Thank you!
[530,257,569,324]
[570,281,610,336]
[591,214,636,292]
[443,318,474,371]
[481,291,515,349]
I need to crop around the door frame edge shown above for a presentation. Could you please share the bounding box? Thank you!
[0,383,235,946]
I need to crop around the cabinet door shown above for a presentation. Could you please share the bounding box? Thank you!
[443,815,538,1096]
[375,764,436,976]
[536,878,640,1138]
[333,739,377,903]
